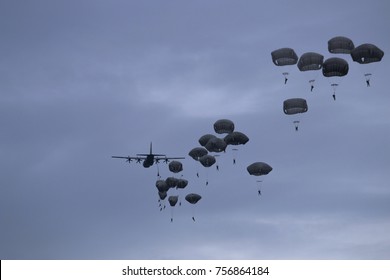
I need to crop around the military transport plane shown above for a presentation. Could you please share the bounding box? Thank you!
[112,143,185,168]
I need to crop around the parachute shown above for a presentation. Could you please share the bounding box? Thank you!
[204,137,227,153]
[283,98,308,131]
[351,44,384,86]
[351,43,384,64]
[213,119,235,134]
[185,193,202,221]
[198,134,217,147]
[271,47,298,84]
[328,36,355,54]
[165,177,179,189]
[224,131,249,146]
[188,147,208,161]
[156,180,169,211]
[297,52,324,91]
[185,193,202,204]
[176,178,188,189]
[158,191,167,201]
[283,98,308,114]
[168,160,183,173]
[297,52,324,71]
[247,162,273,176]
[188,147,208,177]
[322,57,349,100]
[322,57,349,77]
[168,195,178,207]
[168,195,179,222]
[156,179,169,193]
[271,47,298,66]
[199,154,216,167]
[247,162,273,195]
[199,154,216,185]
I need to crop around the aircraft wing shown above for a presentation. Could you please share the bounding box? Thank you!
[111,156,145,162]
[167,157,185,159]
[154,156,185,163]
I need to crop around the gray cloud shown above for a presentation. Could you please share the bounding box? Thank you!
[1,0,389,260]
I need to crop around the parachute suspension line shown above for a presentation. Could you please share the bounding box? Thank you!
[283,72,289,84]
[205,167,209,186]
[232,148,238,165]
[185,193,201,222]
[293,120,300,131]
[158,195,164,212]
[171,183,178,197]
[309,80,315,92]
[309,68,321,92]
[364,73,372,87]
[331,83,338,101]
[272,48,298,85]
[196,157,201,178]
[256,180,263,196]
[178,193,182,207]
[247,163,272,195]
[170,207,174,223]
[156,162,161,178]
[214,154,220,171]
[323,57,349,101]
[297,52,323,92]
[191,206,196,222]
[158,199,166,212]
[325,77,339,101]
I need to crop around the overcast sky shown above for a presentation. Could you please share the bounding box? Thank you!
[1,0,389,260]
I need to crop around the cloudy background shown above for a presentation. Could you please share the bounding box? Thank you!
[1,0,389,259]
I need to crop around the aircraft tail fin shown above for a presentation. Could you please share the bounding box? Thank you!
[136,142,165,156]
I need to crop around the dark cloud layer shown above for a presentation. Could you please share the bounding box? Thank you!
[1,0,389,259]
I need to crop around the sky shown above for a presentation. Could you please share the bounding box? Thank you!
[1,0,389,260]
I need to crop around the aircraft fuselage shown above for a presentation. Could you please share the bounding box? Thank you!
[112,142,184,168]
[143,155,154,168]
